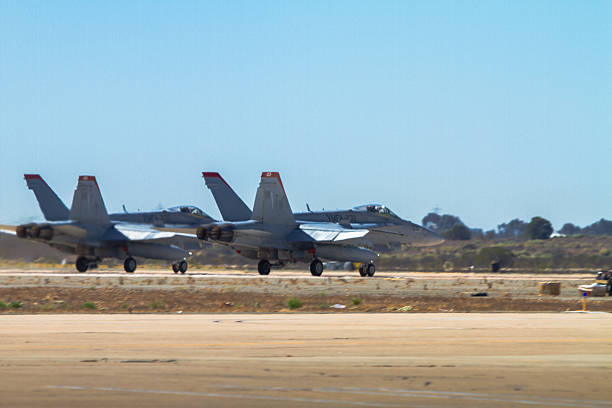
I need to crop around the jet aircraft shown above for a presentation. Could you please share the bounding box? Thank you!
[1,176,198,273]
[24,174,215,227]
[203,172,442,253]
[197,172,441,277]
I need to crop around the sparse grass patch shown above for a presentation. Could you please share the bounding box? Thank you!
[352,297,362,305]
[0,301,7,310]
[41,303,55,311]
[287,298,303,309]
[9,301,22,309]
[151,301,164,310]
[120,303,128,309]
[82,302,97,310]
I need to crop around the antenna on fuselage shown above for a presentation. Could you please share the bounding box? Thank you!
[306,203,311,212]
[122,204,129,214]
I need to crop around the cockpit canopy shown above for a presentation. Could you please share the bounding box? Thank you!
[352,204,399,218]
[166,205,208,217]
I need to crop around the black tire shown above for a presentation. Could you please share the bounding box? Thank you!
[367,263,376,277]
[76,256,88,273]
[607,279,612,296]
[310,259,323,276]
[258,260,271,275]
[172,263,179,273]
[124,257,137,273]
[358,265,367,277]
[179,260,188,274]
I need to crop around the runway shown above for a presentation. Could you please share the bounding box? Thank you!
[2,313,611,407]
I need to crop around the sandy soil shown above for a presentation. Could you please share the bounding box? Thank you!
[0,268,609,313]
[1,313,611,407]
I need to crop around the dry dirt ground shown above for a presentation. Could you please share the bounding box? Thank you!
[0,268,610,313]
[1,313,611,408]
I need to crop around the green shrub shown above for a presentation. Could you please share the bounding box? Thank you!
[81,302,97,310]
[9,301,22,309]
[287,298,303,309]
[0,301,7,310]
[151,301,164,310]
[352,297,362,305]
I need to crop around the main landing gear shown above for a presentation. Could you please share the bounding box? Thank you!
[75,256,99,273]
[124,257,137,273]
[258,259,271,275]
[310,259,323,276]
[358,263,375,277]
[172,260,188,274]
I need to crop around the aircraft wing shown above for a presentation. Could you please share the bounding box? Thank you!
[112,224,204,251]
[113,223,196,241]
[288,223,369,243]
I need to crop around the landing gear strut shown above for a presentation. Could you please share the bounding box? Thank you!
[310,259,323,276]
[258,259,271,275]
[124,257,137,273]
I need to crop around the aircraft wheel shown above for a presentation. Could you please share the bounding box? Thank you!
[367,263,376,277]
[358,265,367,277]
[607,279,612,296]
[76,256,89,273]
[172,263,179,273]
[179,260,188,274]
[124,257,137,273]
[258,260,271,275]
[310,259,323,276]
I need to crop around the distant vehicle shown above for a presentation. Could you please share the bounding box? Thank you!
[1,176,198,273]
[203,172,443,253]
[24,174,215,227]
[197,172,443,277]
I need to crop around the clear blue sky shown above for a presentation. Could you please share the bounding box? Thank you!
[1,1,610,231]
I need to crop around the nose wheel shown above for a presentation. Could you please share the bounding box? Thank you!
[358,263,376,277]
[309,259,323,276]
[124,257,137,273]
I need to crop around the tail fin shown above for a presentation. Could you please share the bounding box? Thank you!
[24,174,70,221]
[69,176,110,225]
[202,172,252,221]
[251,172,295,225]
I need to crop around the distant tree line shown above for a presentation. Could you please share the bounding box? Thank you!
[422,212,611,241]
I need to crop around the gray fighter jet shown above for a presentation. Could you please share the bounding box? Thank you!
[1,176,198,273]
[24,174,215,227]
[203,172,443,253]
[197,172,441,277]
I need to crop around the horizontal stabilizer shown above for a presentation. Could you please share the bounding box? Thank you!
[69,176,110,225]
[251,172,295,225]
[24,174,70,221]
[202,172,252,221]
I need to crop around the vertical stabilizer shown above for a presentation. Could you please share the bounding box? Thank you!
[202,172,252,221]
[251,172,295,225]
[69,176,110,225]
[24,174,70,221]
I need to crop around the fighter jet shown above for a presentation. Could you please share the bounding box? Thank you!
[1,176,198,273]
[203,172,443,253]
[24,174,215,227]
[197,172,440,277]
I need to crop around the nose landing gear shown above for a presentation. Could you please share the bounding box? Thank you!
[172,261,188,274]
